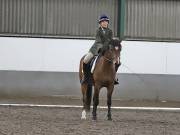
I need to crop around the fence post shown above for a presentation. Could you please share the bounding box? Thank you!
[118,0,125,40]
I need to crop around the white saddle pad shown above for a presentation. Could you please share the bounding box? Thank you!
[91,56,98,73]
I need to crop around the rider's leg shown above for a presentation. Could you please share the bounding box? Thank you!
[81,52,94,83]
[115,63,120,72]
[114,62,121,85]
[83,52,94,64]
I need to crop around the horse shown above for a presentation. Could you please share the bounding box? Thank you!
[79,39,122,120]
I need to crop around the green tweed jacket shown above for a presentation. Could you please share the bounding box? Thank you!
[89,27,113,55]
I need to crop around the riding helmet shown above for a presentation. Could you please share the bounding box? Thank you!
[98,14,109,23]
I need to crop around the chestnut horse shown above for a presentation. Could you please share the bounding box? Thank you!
[79,39,122,120]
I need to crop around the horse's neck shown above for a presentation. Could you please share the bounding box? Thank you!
[100,56,115,72]
[93,55,115,80]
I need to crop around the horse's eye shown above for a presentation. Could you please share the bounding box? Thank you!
[115,46,119,50]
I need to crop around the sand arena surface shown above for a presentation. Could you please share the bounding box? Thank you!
[0,105,180,135]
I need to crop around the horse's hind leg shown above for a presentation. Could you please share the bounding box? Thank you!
[81,84,87,119]
[86,84,92,111]
[107,85,114,120]
[92,85,100,120]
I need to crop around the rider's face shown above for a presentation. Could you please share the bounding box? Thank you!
[100,20,108,28]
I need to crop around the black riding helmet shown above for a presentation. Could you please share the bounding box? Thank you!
[98,14,109,24]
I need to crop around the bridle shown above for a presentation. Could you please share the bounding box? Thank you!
[103,49,116,64]
[103,55,115,63]
[103,45,121,64]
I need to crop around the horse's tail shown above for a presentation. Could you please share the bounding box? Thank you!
[79,55,85,82]
[79,55,92,111]
[86,84,92,111]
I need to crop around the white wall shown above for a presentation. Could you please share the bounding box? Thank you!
[0,37,180,75]
[121,41,180,75]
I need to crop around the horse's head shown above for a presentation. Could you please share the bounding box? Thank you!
[101,39,122,63]
[110,39,122,57]
[110,39,122,64]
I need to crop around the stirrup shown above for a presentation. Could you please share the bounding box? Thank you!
[114,78,119,85]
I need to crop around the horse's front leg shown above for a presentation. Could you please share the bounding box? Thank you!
[107,85,114,120]
[92,85,100,120]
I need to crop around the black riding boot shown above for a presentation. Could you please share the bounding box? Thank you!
[81,62,89,84]
[114,63,120,85]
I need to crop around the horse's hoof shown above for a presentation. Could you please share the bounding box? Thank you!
[81,110,86,120]
[107,117,112,121]
[92,116,97,121]
[81,116,86,120]
[107,115,112,121]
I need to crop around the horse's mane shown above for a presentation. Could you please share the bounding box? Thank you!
[100,45,110,56]
[100,39,122,55]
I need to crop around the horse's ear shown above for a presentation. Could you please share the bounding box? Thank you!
[117,40,122,50]
[111,39,121,47]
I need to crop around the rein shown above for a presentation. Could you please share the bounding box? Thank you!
[103,56,114,63]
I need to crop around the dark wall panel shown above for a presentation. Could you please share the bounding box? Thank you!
[124,0,180,41]
[0,0,118,38]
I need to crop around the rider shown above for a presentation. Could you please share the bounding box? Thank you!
[82,14,119,84]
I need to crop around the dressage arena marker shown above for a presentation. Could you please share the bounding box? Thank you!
[1,103,180,112]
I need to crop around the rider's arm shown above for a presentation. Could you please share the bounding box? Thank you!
[94,29,103,44]
[104,29,113,47]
